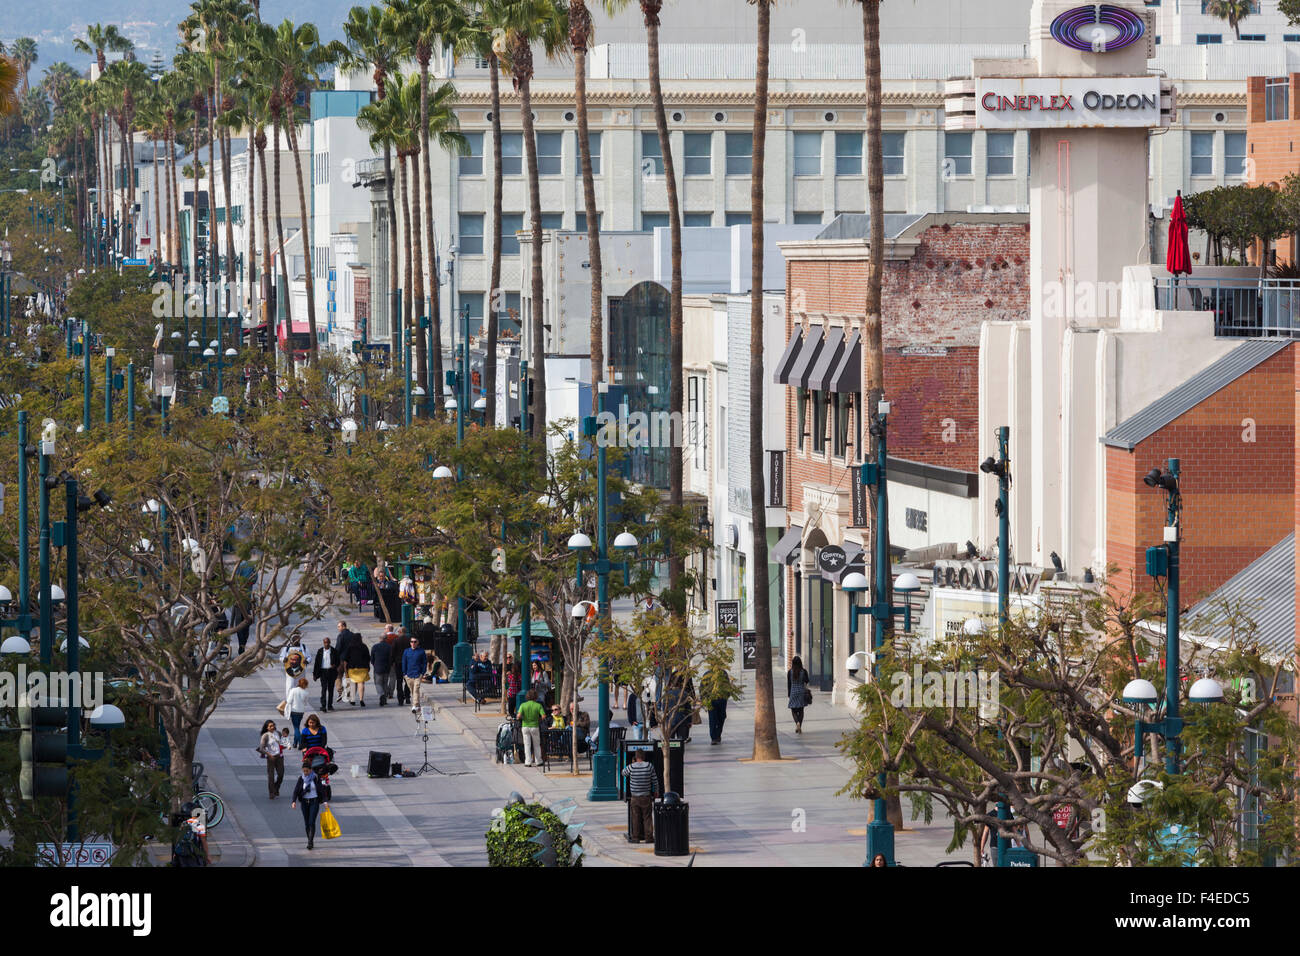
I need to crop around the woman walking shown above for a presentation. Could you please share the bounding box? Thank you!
[287,678,310,748]
[787,656,811,734]
[299,713,328,751]
[258,720,286,798]
[290,759,331,851]
[505,662,521,718]
[343,635,371,707]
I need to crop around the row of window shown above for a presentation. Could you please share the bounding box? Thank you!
[795,388,856,458]
[1189,131,1247,177]
[460,132,599,177]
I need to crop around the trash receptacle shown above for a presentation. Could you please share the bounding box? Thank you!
[654,793,690,856]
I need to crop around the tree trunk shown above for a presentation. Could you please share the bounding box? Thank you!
[169,121,179,270]
[284,118,318,364]
[166,723,200,816]
[152,134,162,272]
[400,151,414,379]
[207,90,218,302]
[222,126,236,312]
[385,143,399,361]
[573,4,604,387]
[258,130,273,342]
[749,1,781,763]
[517,61,547,441]
[127,104,137,256]
[410,131,428,407]
[247,126,257,320]
[645,7,685,612]
[488,54,504,423]
[861,0,903,830]
[272,108,293,338]
[419,56,445,415]
[193,104,201,285]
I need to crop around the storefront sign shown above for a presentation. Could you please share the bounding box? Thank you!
[975,77,1161,129]
[740,630,757,670]
[817,545,848,575]
[767,451,785,508]
[716,600,740,636]
[850,466,867,528]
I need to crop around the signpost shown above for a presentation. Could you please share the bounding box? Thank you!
[816,545,847,576]
[740,630,757,671]
[715,600,740,636]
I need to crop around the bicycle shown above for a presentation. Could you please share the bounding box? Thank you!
[190,761,225,829]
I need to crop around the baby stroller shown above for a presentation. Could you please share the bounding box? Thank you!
[301,745,338,779]
[495,719,521,764]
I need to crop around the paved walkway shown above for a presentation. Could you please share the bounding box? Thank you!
[194,594,967,867]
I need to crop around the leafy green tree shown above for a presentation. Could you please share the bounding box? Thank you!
[1204,0,1257,39]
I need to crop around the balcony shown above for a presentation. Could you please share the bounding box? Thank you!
[1153,275,1300,338]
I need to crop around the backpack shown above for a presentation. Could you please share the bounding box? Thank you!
[171,822,206,867]
[496,721,519,763]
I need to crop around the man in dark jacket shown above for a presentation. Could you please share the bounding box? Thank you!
[334,621,360,702]
[370,635,394,706]
[312,636,339,711]
[402,635,429,712]
[390,627,411,706]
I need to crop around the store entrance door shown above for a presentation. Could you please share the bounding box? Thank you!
[806,575,835,692]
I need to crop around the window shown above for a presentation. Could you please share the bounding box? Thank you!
[684,133,711,176]
[688,375,708,471]
[725,212,751,227]
[811,390,830,453]
[796,390,808,451]
[883,131,905,176]
[1225,132,1247,177]
[460,132,484,176]
[500,213,523,255]
[642,131,664,176]
[793,132,822,176]
[945,131,973,177]
[459,214,484,256]
[495,291,521,337]
[579,131,601,176]
[642,212,671,230]
[725,133,752,175]
[1195,34,1222,44]
[575,211,603,232]
[473,57,490,70]
[1239,34,1266,41]
[835,132,863,176]
[987,132,1014,176]
[539,213,563,230]
[536,132,562,175]
[463,293,485,326]
[833,393,854,458]
[684,212,713,227]
[1190,132,1214,177]
[1285,34,1300,42]
[501,132,523,175]
[793,212,823,225]
[1266,78,1289,122]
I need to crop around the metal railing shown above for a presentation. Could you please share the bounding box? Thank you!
[1154,277,1300,338]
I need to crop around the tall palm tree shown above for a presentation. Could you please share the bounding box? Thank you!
[492,0,568,441]
[747,0,780,762]
[41,62,82,111]
[11,38,38,95]
[358,82,405,359]
[161,69,193,274]
[342,3,402,354]
[0,58,20,121]
[245,28,294,344]
[137,84,168,270]
[249,19,341,364]
[105,59,149,256]
[73,24,133,75]
[637,0,687,614]
[1205,0,1256,39]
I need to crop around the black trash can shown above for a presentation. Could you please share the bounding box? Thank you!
[654,795,690,857]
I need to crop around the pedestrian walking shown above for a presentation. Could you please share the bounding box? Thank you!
[313,637,339,712]
[704,664,738,745]
[282,643,309,704]
[787,655,811,734]
[401,635,428,712]
[287,678,310,747]
[622,750,658,843]
[505,662,521,718]
[391,627,411,706]
[290,759,331,851]
[258,720,286,798]
[370,632,394,706]
[343,634,371,707]
[530,663,553,709]
[299,714,328,751]
[334,621,359,703]
[517,688,545,767]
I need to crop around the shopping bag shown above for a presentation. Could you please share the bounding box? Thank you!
[320,807,341,840]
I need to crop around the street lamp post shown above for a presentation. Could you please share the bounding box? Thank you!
[126,362,136,436]
[979,427,1012,865]
[404,327,413,427]
[37,420,56,667]
[104,348,114,425]
[518,360,532,707]
[570,382,638,802]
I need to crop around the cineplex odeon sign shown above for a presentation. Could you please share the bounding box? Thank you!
[975,77,1163,129]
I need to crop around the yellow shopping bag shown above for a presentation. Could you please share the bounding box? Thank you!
[320,807,341,840]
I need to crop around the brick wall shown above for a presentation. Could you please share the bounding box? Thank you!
[1247,72,1300,261]
[1107,345,1295,604]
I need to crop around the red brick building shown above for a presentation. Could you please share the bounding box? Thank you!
[772,213,1030,701]
[1246,73,1300,262]
[1104,341,1295,605]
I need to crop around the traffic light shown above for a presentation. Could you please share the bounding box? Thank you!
[19,699,68,801]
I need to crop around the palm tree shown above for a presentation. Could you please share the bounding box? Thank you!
[41,62,82,111]
[11,38,38,95]
[248,19,341,364]
[491,0,568,441]
[746,0,780,763]
[20,87,49,134]
[0,58,19,121]
[104,59,149,256]
[1205,0,1256,39]
[357,83,405,358]
[341,3,402,355]
[73,24,133,75]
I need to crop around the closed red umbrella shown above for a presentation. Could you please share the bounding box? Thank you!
[1167,191,1192,285]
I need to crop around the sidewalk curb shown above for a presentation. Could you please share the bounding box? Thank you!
[194,726,262,868]
[432,694,660,867]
